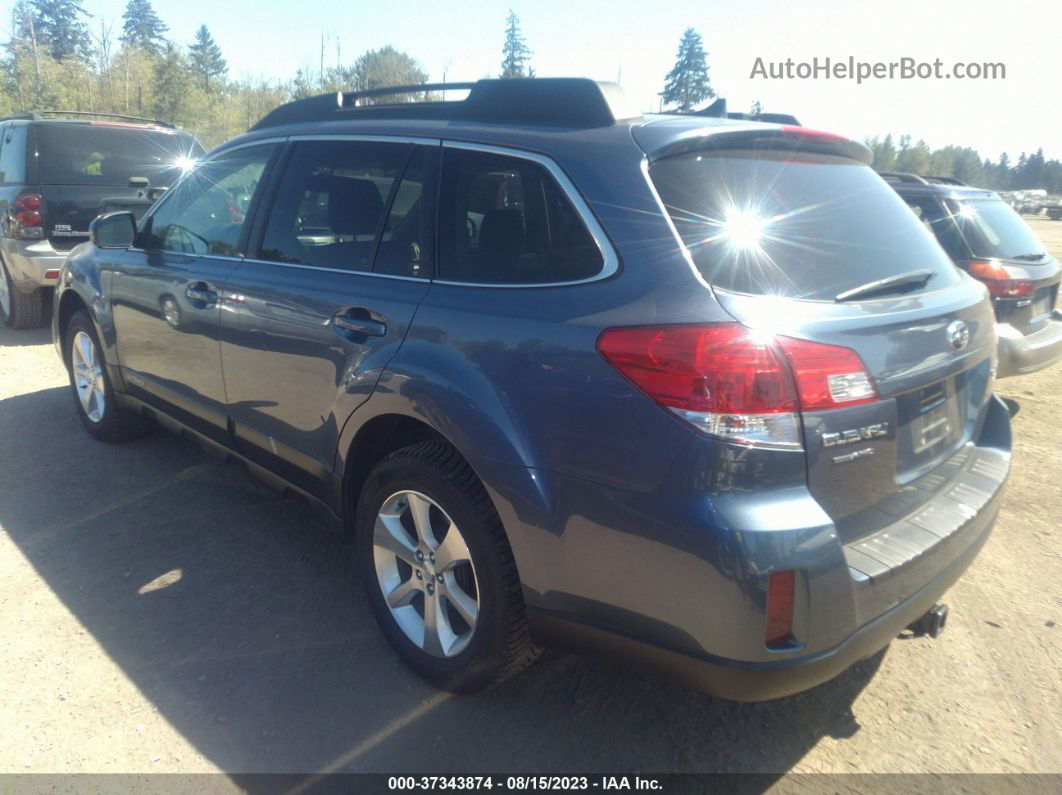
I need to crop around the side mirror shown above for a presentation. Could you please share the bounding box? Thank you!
[90,211,136,249]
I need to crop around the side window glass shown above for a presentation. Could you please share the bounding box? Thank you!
[144,145,274,255]
[437,149,603,284]
[0,125,27,184]
[373,147,428,277]
[259,140,408,272]
[906,198,966,260]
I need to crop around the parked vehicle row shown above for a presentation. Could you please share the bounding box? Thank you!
[0,79,1034,700]
[0,112,202,328]
[881,172,1062,377]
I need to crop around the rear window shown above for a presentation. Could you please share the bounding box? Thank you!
[948,198,1047,261]
[650,150,960,300]
[35,124,202,187]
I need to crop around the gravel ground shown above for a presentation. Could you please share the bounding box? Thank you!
[0,219,1060,780]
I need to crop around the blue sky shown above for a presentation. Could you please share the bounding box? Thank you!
[55,0,1062,159]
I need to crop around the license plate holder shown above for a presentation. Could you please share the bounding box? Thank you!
[913,381,958,454]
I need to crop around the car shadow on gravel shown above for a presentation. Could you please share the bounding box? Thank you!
[0,325,52,348]
[0,386,884,779]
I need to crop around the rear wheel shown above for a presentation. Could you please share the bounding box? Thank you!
[64,310,152,442]
[356,441,539,692]
[0,258,44,329]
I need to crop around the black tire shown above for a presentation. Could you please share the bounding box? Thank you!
[356,441,540,692]
[0,257,45,329]
[64,310,153,442]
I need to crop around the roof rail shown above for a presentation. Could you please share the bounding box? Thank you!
[679,98,801,126]
[251,78,641,131]
[0,110,175,128]
[923,175,968,186]
[877,171,930,185]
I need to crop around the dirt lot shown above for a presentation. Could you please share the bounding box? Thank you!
[1,220,1061,782]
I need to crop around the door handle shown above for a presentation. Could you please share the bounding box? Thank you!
[332,309,387,337]
[186,283,217,305]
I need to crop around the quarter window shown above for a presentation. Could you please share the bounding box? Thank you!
[143,145,275,256]
[259,140,410,272]
[437,148,603,284]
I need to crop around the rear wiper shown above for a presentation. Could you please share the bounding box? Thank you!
[1012,252,1047,261]
[835,269,936,302]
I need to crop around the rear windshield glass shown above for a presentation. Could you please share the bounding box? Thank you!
[948,198,1047,261]
[35,124,202,187]
[649,150,961,300]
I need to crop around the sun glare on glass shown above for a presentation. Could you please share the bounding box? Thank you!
[173,155,197,172]
[722,208,768,251]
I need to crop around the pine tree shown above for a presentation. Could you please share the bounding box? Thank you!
[660,28,713,112]
[151,42,191,123]
[500,10,532,79]
[29,0,91,61]
[750,100,763,116]
[120,0,168,55]
[188,24,227,92]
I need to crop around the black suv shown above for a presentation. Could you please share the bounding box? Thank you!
[0,112,202,328]
[885,172,1062,377]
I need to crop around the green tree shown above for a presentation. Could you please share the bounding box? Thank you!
[500,10,532,79]
[30,0,91,61]
[895,138,932,175]
[121,0,168,55]
[660,28,713,112]
[151,42,191,123]
[350,46,428,102]
[188,24,226,92]
[750,100,762,116]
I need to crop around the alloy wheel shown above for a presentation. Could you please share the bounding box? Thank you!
[373,490,480,658]
[71,330,106,423]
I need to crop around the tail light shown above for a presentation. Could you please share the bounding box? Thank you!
[765,570,796,648]
[596,323,878,449]
[967,260,1034,298]
[12,194,44,239]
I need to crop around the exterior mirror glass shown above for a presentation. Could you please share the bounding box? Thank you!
[90,211,136,249]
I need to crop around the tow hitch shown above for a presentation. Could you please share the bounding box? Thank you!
[906,603,949,638]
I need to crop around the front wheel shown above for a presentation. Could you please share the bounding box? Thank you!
[356,441,539,692]
[64,310,152,442]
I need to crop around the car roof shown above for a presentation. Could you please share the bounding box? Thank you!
[884,176,999,201]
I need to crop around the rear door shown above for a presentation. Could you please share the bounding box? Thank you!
[109,143,278,439]
[219,138,436,494]
[647,145,997,538]
[32,122,202,253]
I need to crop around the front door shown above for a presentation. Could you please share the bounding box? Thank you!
[109,143,278,438]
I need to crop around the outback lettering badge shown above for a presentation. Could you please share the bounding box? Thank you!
[821,422,890,447]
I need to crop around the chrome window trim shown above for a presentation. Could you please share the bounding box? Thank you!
[432,140,619,289]
[289,134,443,146]
[234,257,428,282]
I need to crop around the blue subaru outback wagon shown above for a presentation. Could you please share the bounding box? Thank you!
[53,79,1010,699]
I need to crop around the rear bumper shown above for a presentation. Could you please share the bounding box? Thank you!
[0,237,64,291]
[529,503,995,701]
[996,316,1062,377]
[518,395,1010,701]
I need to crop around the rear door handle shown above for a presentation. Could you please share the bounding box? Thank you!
[186,282,217,305]
[332,309,387,337]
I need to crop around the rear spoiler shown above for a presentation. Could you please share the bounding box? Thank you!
[649,124,873,166]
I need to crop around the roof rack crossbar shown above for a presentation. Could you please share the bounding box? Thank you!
[0,110,175,128]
